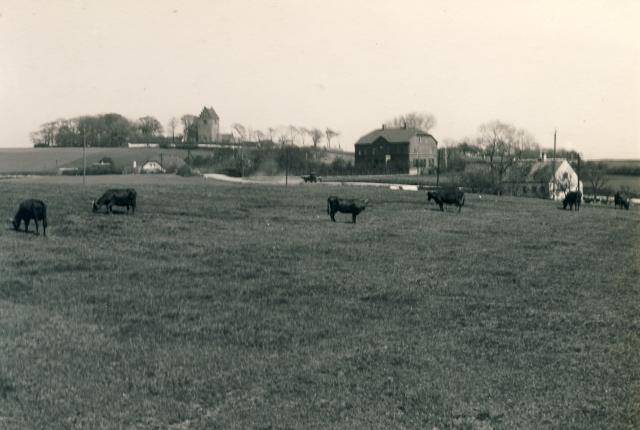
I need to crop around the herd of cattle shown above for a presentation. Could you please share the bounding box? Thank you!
[5,187,634,236]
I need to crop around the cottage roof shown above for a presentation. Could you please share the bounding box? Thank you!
[526,159,567,181]
[355,127,435,145]
[199,106,219,121]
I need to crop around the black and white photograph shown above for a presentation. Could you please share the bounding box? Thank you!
[0,0,638,428]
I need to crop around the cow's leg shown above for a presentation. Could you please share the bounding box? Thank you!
[330,211,336,222]
[35,219,39,235]
[352,213,357,223]
[439,203,444,211]
[24,219,30,233]
[43,218,47,237]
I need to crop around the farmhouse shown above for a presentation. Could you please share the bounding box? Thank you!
[512,156,583,200]
[354,125,438,175]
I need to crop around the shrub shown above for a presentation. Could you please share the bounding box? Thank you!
[176,165,200,177]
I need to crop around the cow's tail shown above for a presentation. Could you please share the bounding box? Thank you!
[327,199,330,215]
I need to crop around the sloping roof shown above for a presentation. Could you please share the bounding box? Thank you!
[199,106,219,121]
[526,159,567,182]
[355,127,435,145]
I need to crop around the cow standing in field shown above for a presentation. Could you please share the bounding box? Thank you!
[614,192,630,210]
[427,190,465,212]
[327,196,368,224]
[562,191,582,211]
[92,188,137,214]
[10,199,47,236]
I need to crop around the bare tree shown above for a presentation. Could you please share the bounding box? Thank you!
[298,127,310,146]
[385,112,437,131]
[583,161,608,201]
[477,120,522,186]
[167,117,179,142]
[181,115,197,142]
[136,116,163,137]
[231,123,248,143]
[309,128,323,150]
[267,127,277,143]
[255,129,266,144]
[325,128,339,149]
[288,125,299,146]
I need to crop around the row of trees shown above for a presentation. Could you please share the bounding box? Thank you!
[31,114,164,147]
[227,124,341,150]
[31,113,343,151]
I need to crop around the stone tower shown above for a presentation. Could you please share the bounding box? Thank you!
[196,106,220,142]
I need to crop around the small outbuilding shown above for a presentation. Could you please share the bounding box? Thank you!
[140,160,165,174]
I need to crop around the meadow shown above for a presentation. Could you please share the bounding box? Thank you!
[0,175,639,429]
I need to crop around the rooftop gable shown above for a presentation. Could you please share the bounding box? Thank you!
[199,106,219,121]
[526,159,572,181]
[356,127,435,145]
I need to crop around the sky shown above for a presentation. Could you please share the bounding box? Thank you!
[1,0,638,159]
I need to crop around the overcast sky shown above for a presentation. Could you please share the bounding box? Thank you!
[1,0,638,159]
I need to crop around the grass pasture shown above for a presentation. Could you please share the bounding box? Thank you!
[1,176,639,429]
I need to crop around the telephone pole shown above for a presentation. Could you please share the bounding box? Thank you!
[552,129,557,199]
[82,132,87,186]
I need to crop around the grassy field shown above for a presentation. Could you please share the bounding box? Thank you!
[0,176,639,429]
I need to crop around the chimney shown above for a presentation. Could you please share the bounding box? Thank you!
[403,122,407,129]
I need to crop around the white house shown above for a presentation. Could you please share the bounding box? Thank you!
[523,158,583,200]
[141,160,165,174]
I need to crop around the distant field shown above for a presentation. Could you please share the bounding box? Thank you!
[603,175,640,193]
[0,176,638,428]
[0,148,207,173]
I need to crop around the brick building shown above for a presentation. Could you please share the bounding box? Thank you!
[354,125,438,174]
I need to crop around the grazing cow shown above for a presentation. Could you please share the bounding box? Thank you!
[92,188,137,214]
[427,190,465,212]
[562,191,582,211]
[327,196,368,223]
[614,192,630,210]
[11,199,47,236]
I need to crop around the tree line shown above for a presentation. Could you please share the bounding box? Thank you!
[31,114,164,147]
[31,113,342,151]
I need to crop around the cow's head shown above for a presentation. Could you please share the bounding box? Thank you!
[8,217,18,230]
[92,199,98,212]
[427,192,434,201]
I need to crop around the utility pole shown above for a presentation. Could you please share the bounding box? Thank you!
[82,132,87,186]
[285,145,289,186]
[577,154,581,193]
[552,129,557,199]
[436,145,441,187]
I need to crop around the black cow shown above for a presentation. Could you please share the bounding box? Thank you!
[562,191,582,211]
[327,196,368,223]
[11,199,47,236]
[614,192,630,210]
[93,188,137,214]
[427,190,465,212]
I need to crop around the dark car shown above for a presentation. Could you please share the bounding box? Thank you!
[302,172,321,183]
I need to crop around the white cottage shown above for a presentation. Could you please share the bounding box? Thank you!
[522,158,583,200]
[141,160,165,174]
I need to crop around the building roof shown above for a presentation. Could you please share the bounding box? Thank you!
[199,106,219,121]
[526,158,568,182]
[355,127,435,145]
